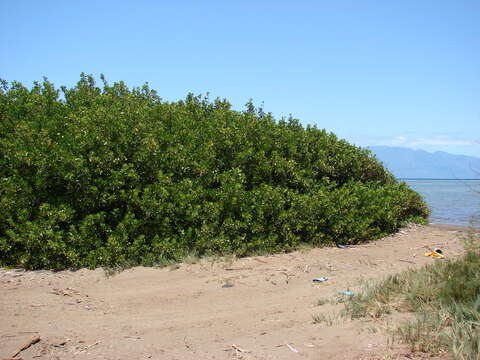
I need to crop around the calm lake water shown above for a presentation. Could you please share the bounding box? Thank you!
[404,179,480,227]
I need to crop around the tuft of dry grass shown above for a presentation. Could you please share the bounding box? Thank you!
[312,312,341,326]
[338,230,480,359]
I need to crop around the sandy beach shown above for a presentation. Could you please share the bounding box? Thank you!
[0,224,470,360]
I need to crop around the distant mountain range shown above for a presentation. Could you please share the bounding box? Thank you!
[369,146,480,179]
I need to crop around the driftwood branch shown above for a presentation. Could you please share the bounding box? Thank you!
[11,336,40,357]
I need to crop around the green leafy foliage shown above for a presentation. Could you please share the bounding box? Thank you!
[0,75,430,269]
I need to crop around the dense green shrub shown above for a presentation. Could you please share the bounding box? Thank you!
[0,75,429,269]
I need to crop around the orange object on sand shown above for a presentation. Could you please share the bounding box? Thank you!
[424,248,445,259]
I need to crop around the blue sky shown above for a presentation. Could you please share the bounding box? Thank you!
[1,0,479,157]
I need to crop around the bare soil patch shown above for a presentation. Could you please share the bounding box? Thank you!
[0,224,467,359]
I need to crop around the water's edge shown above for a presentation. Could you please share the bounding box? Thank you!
[404,179,480,228]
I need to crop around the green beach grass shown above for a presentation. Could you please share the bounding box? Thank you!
[336,230,480,359]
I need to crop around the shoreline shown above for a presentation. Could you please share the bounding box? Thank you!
[428,223,479,230]
[429,221,480,229]
[401,178,480,181]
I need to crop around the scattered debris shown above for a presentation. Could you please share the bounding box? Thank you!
[87,341,101,348]
[222,282,234,288]
[50,288,71,296]
[224,267,253,271]
[11,336,41,358]
[123,336,142,340]
[312,277,328,283]
[50,287,84,297]
[424,248,445,259]
[74,340,100,354]
[398,259,416,264]
[286,343,299,353]
[231,344,250,353]
[281,272,294,284]
[30,303,48,308]
[184,336,195,353]
[303,265,310,273]
[52,339,68,347]
[275,343,300,353]
[338,291,355,296]
[336,244,349,249]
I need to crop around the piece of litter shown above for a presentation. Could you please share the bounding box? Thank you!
[286,343,299,353]
[74,340,101,354]
[52,340,68,348]
[424,248,444,259]
[398,259,415,264]
[231,344,250,353]
[336,244,348,249]
[338,291,355,296]
[312,277,328,283]
[222,283,234,288]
